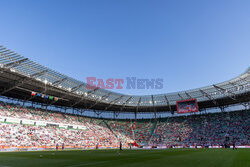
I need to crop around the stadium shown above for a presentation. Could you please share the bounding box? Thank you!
[0,1,250,167]
[0,45,249,166]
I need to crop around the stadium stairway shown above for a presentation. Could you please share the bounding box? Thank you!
[102,120,118,139]
[147,120,157,145]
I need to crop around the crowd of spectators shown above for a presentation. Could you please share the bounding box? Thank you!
[108,120,155,145]
[0,102,123,148]
[0,101,249,148]
[150,110,249,146]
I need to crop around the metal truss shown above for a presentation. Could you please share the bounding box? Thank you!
[136,97,142,112]
[86,87,99,95]
[85,93,112,109]
[213,84,247,107]
[120,96,133,112]
[71,84,84,92]
[4,58,28,68]
[151,95,157,119]
[185,92,192,99]
[52,78,67,86]
[178,93,184,100]
[0,70,48,95]
[104,95,124,111]
[164,95,172,112]
[199,89,219,107]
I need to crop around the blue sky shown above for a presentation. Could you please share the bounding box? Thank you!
[0,0,249,95]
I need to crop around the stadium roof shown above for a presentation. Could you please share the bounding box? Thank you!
[0,45,249,112]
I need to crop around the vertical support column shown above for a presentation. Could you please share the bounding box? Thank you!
[220,106,225,112]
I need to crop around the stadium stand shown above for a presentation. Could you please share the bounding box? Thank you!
[0,101,249,151]
[150,110,249,147]
[0,46,249,151]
